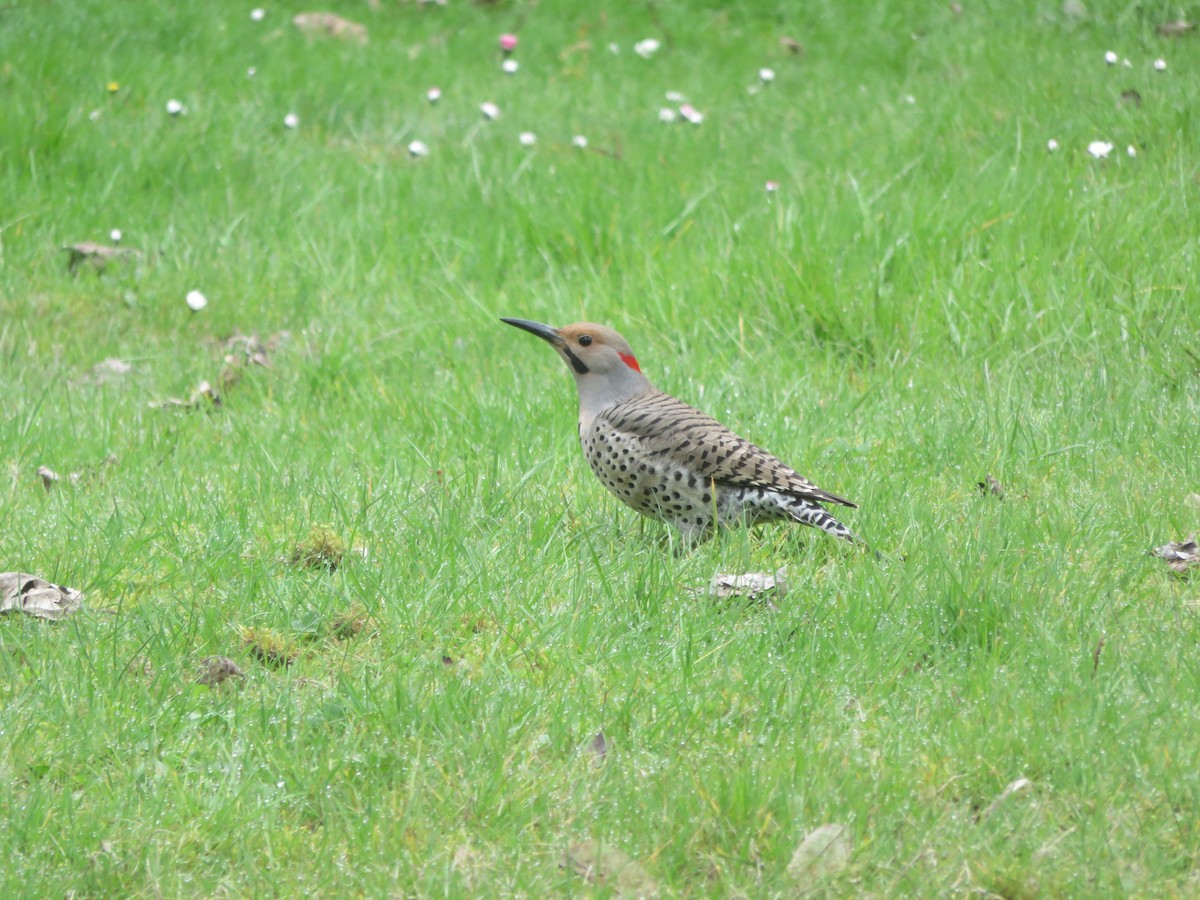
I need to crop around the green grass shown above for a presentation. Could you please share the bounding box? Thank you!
[3,0,1200,894]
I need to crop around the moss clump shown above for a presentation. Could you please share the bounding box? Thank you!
[291,525,347,572]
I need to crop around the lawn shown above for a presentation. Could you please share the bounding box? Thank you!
[2,0,1199,895]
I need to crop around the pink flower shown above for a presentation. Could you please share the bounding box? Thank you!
[765,181,779,193]
[499,34,518,53]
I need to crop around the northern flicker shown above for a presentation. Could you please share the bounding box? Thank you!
[501,318,858,546]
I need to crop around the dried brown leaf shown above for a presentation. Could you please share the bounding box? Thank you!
[222,331,282,368]
[197,656,245,686]
[563,839,657,897]
[700,569,788,605]
[62,242,140,273]
[1120,89,1142,107]
[0,572,84,621]
[977,474,1005,498]
[779,36,804,55]
[786,823,851,888]
[149,380,221,411]
[1152,536,1199,576]
[589,731,609,759]
[1157,20,1196,37]
[293,12,368,44]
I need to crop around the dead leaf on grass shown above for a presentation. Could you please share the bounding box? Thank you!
[1157,20,1196,37]
[222,331,285,368]
[0,572,84,621]
[208,330,289,397]
[293,12,368,44]
[1152,536,1199,576]
[977,474,1005,498]
[981,776,1033,820]
[149,380,221,411]
[589,731,609,760]
[697,569,788,607]
[1185,493,1200,510]
[1061,0,1088,20]
[197,656,246,686]
[62,242,140,274]
[779,36,804,55]
[563,839,658,897]
[1120,88,1142,107]
[451,843,486,888]
[786,823,851,888]
[86,358,133,384]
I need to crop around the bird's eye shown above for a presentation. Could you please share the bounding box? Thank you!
[578,335,593,346]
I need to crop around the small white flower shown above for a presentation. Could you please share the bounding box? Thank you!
[904,94,916,105]
[426,87,441,103]
[1046,138,1059,152]
[1104,50,1118,65]
[608,42,620,54]
[765,181,779,193]
[634,38,660,59]
[501,59,519,74]
[1122,58,1132,68]
[679,103,704,124]
[408,140,429,158]
[110,229,122,243]
[166,98,185,116]
[247,67,257,78]
[283,112,299,129]
[480,102,500,120]
[571,134,588,149]
[186,290,207,312]
[746,84,761,95]
[1154,58,1167,71]
[88,109,102,122]
[658,107,677,123]
[1126,144,1137,157]
[759,67,775,83]
[250,8,265,21]
[1087,140,1113,159]
[518,131,536,147]
[665,90,685,102]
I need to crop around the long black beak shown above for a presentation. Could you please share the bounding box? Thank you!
[501,317,564,346]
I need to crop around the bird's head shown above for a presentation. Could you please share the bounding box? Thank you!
[501,318,652,414]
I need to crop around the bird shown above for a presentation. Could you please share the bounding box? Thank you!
[501,318,858,547]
